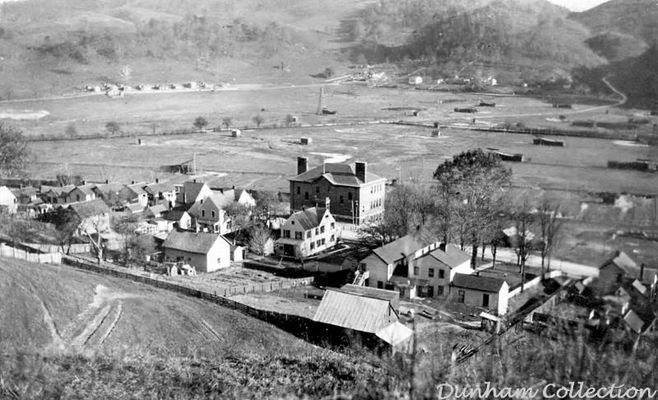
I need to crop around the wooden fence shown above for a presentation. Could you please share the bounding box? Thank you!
[61,255,391,353]
[22,243,91,254]
[0,243,62,264]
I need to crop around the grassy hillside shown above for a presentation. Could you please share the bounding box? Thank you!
[571,0,658,45]
[0,0,373,99]
[0,256,319,356]
[346,0,604,83]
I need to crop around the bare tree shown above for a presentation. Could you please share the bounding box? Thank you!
[247,225,272,256]
[221,117,233,130]
[193,116,209,131]
[105,121,121,136]
[510,198,535,292]
[252,115,265,128]
[284,114,296,127]
[536,199,563,280]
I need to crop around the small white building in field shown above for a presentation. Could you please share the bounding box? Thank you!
[408,76,423,85]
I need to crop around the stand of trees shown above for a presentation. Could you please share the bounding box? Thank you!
[360,149,564,278]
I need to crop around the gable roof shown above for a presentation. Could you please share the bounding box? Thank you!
[147,204,167,216]
[290,163,384,187]
[428,244,470,269]
[289,207,328,230]
[372,233,436,265]
[93,182,126,194]
[375,321,413,347]
[41,185,75,196]
[70,184,96,196]
[144,181,176,195]
[188,193,228,218]
[0,186,17,199]
[162,230,228,254]
[313,289,397,333]
[11,187,37,197]
[164,209,189,222]
[126,183,148,196]
[602,251,639,274]
[452,273,507,293]
[181,181,209,204]
[69,199,110,218]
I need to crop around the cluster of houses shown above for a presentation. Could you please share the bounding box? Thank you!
[2,155,656,351]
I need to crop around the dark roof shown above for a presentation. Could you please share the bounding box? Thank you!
[41,185,75,195]
[452,273,507,292]
[11,187,37,196]
[290,163,384,187]
[181,181,208,204]
[162,230,228,254]
[148,204,167,215]
[428,244,470,268]
[164,209,189,221]
[127,183,148,196]
[601,251,638,274]
[93,182,127,194]
[144,181,176,194]
[72,184,97,196]
[372,233,436,265]
[290,207,323,230]
[313,290,397,333]
[69,199,111,218]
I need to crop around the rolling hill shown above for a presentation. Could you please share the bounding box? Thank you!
[0,256,394,397]
[570,0,658,108]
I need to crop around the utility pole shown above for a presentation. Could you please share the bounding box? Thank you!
[317,87,324,115]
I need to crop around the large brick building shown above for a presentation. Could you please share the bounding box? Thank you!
[289,157,386,225]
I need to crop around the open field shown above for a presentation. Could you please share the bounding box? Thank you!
[0,256,319,357]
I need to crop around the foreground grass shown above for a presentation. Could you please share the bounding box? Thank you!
[0,347,400,400]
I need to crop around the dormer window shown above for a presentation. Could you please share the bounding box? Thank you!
[202,210,205,217]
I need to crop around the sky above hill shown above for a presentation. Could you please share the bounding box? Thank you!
[546,0,610,11]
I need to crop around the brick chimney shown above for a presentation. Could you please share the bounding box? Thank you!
[355,161,367,183]
[297,157,308,175]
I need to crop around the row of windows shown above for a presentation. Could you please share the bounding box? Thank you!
[412,266,445,279]
[369,198,382,209]
[370,184,384,194]
[296,186,355,203]
[376,281,446,298]
[200,209,217,219]
[284,223,334,240]
[310,235,335,250]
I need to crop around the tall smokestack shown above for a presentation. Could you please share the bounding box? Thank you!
[355,161,367,183]
[297,157,308,175]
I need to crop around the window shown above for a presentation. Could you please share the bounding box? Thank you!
[283,230,291,238]
[429,268,434,278]
[211,210,215,218]
[427,285,434,298]
[457,290,465,303]
[437,286,444,296]
[330,235,335,242]
[321,238,325,245]
[320,226,325,234]
[339,195,344,204]
[330,222,335,229]
[439,269,445,279]
[76,194,80,201]
[304,192,309,200]
[377,281,383,289]
[348,192,352,201]
[316,240,321,247]
[297,187,300,195]
[482,294,490,308]
[315,228,319,235]
[315,187,319,193]
[413,266,419,276]
[202,210,206,217]
[295,231,303,240]
[306,231,311,239]
[310,242,315,250]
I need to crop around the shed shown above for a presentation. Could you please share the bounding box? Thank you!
[301,137,312,145]
[231,129,241,137]
[162,230,231,273]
